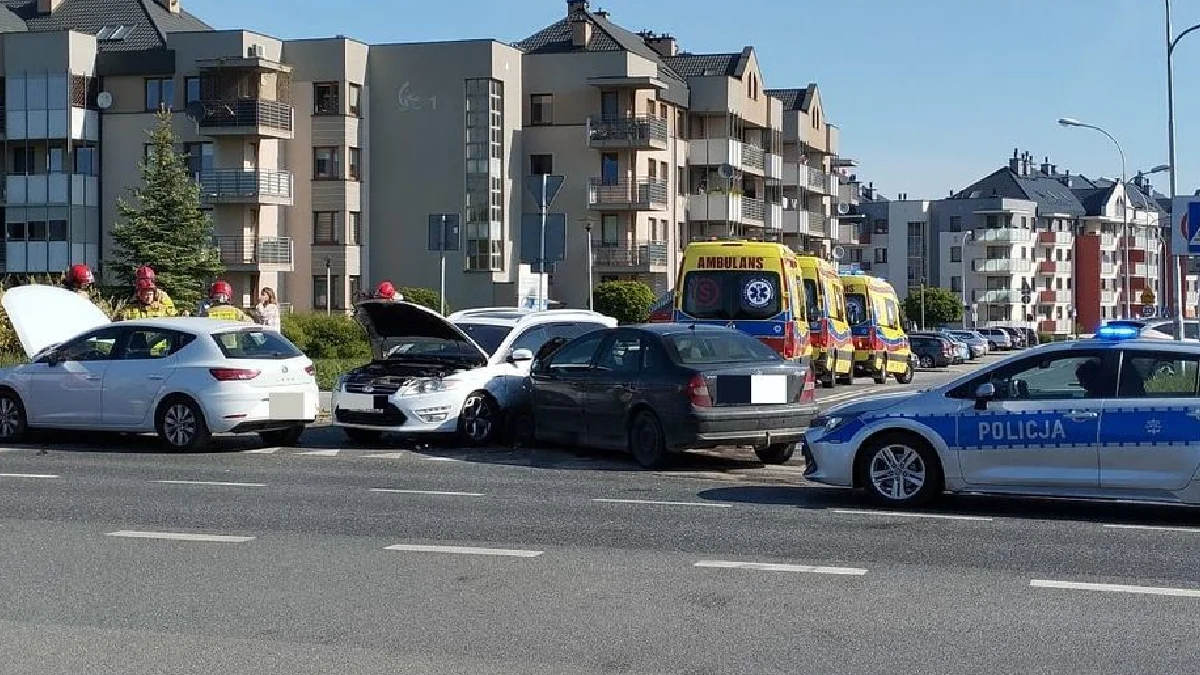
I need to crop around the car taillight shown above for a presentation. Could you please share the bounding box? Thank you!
[942,342,953,356]
[210,368,260,381]
[305,364,315,376]
[687,374,712,407]
[798,366,816,403]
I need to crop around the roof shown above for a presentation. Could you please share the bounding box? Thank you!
[628,322,734,335]
[448,307,615,327]
[662,47,752,79]
[0,0,210,52]
[123,316,251,332]
[765,85,816,112]
[953,167,1086,216]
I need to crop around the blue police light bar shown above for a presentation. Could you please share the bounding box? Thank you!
[1095,324,1140,340]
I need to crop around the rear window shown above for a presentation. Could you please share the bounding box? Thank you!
[845,292,870,327]
[454,322,512,356]
[803,278,819,319]
[681,270,782,321]
[667,331,782,365]
[211,329,302,360]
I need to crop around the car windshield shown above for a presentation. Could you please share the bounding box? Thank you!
[681,271,782,321]
[667,331,782,364]
[212,329,302,359]
[453,322,512,356]
[845,292,870,327]
[381,336,483,361]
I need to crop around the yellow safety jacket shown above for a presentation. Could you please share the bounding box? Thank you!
[206,303,252,322]
[126,289,176,314]
[116,302,176,321]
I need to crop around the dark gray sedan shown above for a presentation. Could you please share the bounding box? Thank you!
[524,324,819,468]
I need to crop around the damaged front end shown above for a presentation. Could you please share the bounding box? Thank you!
[339,360,469,396]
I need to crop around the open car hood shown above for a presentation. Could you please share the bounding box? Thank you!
[354,300,489,364]
[1,285,111,359]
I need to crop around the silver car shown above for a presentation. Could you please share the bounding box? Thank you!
[803,326,1200,507]
[975,327,1013,350]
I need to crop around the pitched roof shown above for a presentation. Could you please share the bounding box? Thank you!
[953,167,1086,216]
[0,0,210,52]
[765,85,816,112]
[662,47,752,79]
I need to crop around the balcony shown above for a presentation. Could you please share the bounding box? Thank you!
[586,115,668,150]
[1101,289,1117,304]
[592,240,669,272]
[1037,260,1068,274]
[764,202,784,231]
[1101,262,1117,276]
[690,138,745,169]
[1037,230,1072,244]
[1100,232,1118,248]
[198,99,294,139]
[1038,290,1071,303]
[588,178,668,211]
[5,173,99,206]
[1120,234,1153,249]
[741,196,765,224]
[1039,319,1072,334]
[741,144,766,172]
[213,235,294,270]
[838,227,871,245]
[972,258,1033,273]
[198,169,293,206]
[839,181,862,206]
[973,289,1021,303]
[972,227,1035,244]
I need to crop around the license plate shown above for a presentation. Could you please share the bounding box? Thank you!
[714,375,789,405]
[269,392,307,419]
[337,393,377,412]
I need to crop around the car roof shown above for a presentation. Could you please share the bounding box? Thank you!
[1031,337,1200,354]
[447,307,614,328]
[628,322,741,336]
[113,317,256,333]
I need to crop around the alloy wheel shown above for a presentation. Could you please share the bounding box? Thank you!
[0,396,23,439]
[868,444,926,501]
[460,394,494,443]
[163,403,197,447]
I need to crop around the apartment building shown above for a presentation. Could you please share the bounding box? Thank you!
[854,192,931,302]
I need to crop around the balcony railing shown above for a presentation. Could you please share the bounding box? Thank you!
[592,240,669,268]
[973,227,1035,243]
[972,258,1033,273]
[1101,262,1118,276]
[1038,290,1071,303]
[742,144,766,171]
[806,166,831,193]
[741,196,765,222]
[586,115,668,147]
[587,177,668,210]
[198,169,293,202]
[1037,230,1072,244]
[973,289,1021,303]
[213,235,293,267]
[198,99,294,133]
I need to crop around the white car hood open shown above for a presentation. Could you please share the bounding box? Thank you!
[1,285,111,359]
[354,300,489,364]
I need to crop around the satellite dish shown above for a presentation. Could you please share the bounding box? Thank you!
[836,202,850,215]
[831,245,845,261]
[717,163,735,180]
[96,91,113,109]
[184,101,206,123]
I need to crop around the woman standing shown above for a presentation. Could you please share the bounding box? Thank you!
[255,287,282,331]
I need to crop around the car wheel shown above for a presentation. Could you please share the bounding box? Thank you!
[754,442,794,464]
[458,391,498,445]
[629,410,668,469]
[821,358,837,389]
[919,355,934,369]
[894,362,914,384]
[260,424,305,447]
[156,397,210,451]
[856,433,942,507]
[872,355,888,385]
[837,367,854,385]
[343,427,383,444]
[0,389,28,443]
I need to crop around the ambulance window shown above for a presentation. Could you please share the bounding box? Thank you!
[826,284,845,322]
[803,279,819,319]
[845,292,869,327]
[682,271,781,321]
[883,298,901,329]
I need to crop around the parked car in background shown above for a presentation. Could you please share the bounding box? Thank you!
[909,334,954,368]
[1102,318,1200,341]
[997,326,1026,348]
[914,331,965,363]
[975,327,1014,350]
[1017,327,1040,346]
[523,324,818,468]
[946,330,989,358]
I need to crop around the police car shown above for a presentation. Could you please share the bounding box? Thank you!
[803,324,1200,507]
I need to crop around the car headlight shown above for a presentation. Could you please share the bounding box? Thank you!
[399,377,465,395]
[809,415,850,433]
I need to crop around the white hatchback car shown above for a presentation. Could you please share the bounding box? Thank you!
[0,285,320,450]
[331,302,616,444]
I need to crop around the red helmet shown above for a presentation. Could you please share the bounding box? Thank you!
[374,281,396,300]
[135,265,155,281]
[210,280,232,300]
[69,263,94,285]
[135,278,156,292]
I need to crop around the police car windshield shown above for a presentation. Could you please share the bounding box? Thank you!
[681,271,782,321]
[452,322,511,356]
[845,292,870,327]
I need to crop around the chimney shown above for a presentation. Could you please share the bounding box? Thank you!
[1041,156,1053,175]
[1009,148,1021,173]
[643,33,678,57]
[154,0,180,11]
[594,8,609,18]
[567,0,589,14]
[571,15,592,48]
[36,0,65,12]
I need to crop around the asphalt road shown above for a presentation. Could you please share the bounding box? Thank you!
[15,352,1196,674]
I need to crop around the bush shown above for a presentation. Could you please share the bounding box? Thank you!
[593,280,657,325]
[396,286,445,313]
[281,312,370,360]
[311,357,368,390]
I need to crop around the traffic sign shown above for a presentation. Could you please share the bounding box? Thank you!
[526,174,565,210]
[427,213,460,251]
[1021,294,1031,305]
[519,213,567,274]
[1141,287,1156,305]
[1172,197,1200,255]
[1143,304,1157,318]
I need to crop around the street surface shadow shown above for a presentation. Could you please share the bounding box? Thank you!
[696,485,1200,527]
[2,429,262,454]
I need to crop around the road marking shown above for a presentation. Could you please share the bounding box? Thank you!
[244,447,278,454]
[1030,579,1200,598]
[106,530,255,543]
[298,449,340,456]
[1102,523,1200,534]
[833,508,993,522]
[422,456,462,462]
[695,560,867,575]
[384,544,542,558]
[0,472,59,479]
[154,480,266,487]
[593,498,733,508]
[370,488,484,497]
[362,452,411,459]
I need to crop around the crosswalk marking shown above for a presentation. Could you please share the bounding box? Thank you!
[244,448,278,454]
[297,449,340,456]
[362,452,411,459]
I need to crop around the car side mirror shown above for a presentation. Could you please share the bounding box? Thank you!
[510,348,534,363]
[974,382,996,410]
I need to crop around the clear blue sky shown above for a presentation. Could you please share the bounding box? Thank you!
[200,0,1200,200]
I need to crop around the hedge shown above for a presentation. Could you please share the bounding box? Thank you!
[592,280,656,325]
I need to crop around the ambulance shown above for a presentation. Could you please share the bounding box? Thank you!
[796,254,854,387]
[840,271,915,385]
[672,240,811,361]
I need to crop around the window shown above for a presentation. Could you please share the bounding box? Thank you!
[144,77,173,111]
[48,220,67,241]
[123,329,180,360]
[949,215,962,232]
[600,215,619,245]
[348,147,361,180]
[950,246,962,263]
[13,147,35,174]
[951,276,962,293]
[183,142,213,176]
[212,329,303,360]
[54,327,123,362]
[27,220,46,240]
[960,352,1116,401]
[349,211,361,245]
[681,271,782,321]
[874,248,887,264]
[596,334,643,373]
[530,94,553,125]
[312,275,343,311]
[510,326,548,355]
[47,145,64,173]
[465,78,505,271]
[454,323,513,356]
[348,83,362,116]
[185,77,200,104]
[873,219,888,234]
[313,211,339,244]
[530,154,553,175]
[313,147,339,179]
[314,82,340,115]
[5,222,24,240]
[546,332,607,374]
[667,332,780,365]
[74,147,96,175]
[1116,353,1200,398]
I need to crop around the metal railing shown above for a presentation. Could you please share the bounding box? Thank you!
[806,166,830,191]
[973,289,1021,303]
[973,227,1035,243]
[586,115,668,145]
[212,235,293,266]
[197,169,293,201]
[972,258,1033,273]
[741,197,765,222]
[741,144,766,171]
[198,99,294,132]
[587,177,668,208]
[592,240,669,267]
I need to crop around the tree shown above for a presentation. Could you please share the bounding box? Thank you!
[903,286,962,329]
[110,109,222,307]
[396,287,445,314]
[593,280,657,324]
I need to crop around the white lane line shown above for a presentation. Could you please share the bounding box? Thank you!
[362,452,411,459]
[833,508,993,522]
[370,488,484,497]
[593,498,733,508]
[422,456,462,462]
[695,560,867,576]
[298,449,340,456]
[244,447,278,454]
[107,530,255,543]
[384,544,542,558]
[1103,523,1200,534]
[154,480,266,487]
[1030,579,1200,598]
[0,472,59,479]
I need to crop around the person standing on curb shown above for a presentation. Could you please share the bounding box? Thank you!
[254,287,282,331]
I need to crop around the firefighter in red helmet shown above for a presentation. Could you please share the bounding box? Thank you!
[201,280,251,322]
[64,263,94,299]
[374,280,404,301]
[131,265,177,314]
[116,278,176,320]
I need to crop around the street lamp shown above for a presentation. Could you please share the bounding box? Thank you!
[1166,0,1199,338]
[959,231,972,328]
[324,256,332,317]
[1057,117,1131,318]
[577,215,595,311]
[1135,164,1170,317]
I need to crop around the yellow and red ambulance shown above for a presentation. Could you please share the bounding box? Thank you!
[840,271,914,385]
[796,254,854,387]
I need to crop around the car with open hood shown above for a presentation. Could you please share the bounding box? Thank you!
[0,285,319,450]
[330,301,616,444]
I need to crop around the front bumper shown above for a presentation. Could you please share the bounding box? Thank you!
[330,387,468,434]
[202,385,321,434]
[672,403,818,449]
[801,429,857,487]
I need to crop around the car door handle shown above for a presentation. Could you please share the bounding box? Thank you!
[146,375,164,381]
[83,375,101,381]
[1064,410,1098,422]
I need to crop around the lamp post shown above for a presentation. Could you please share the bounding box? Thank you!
[1136,164,1171,318]
[1057,117,1131,318]
[324,257,332,316]
[1166,0,1200,337]
[578,215,595,311]
[959,231,972,327]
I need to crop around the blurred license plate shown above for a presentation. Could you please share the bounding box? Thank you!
[715,375,788,405]
[269,392,306,419]
[338,393,376,412]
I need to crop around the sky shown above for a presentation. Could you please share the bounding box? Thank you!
[196,0,1200,200]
